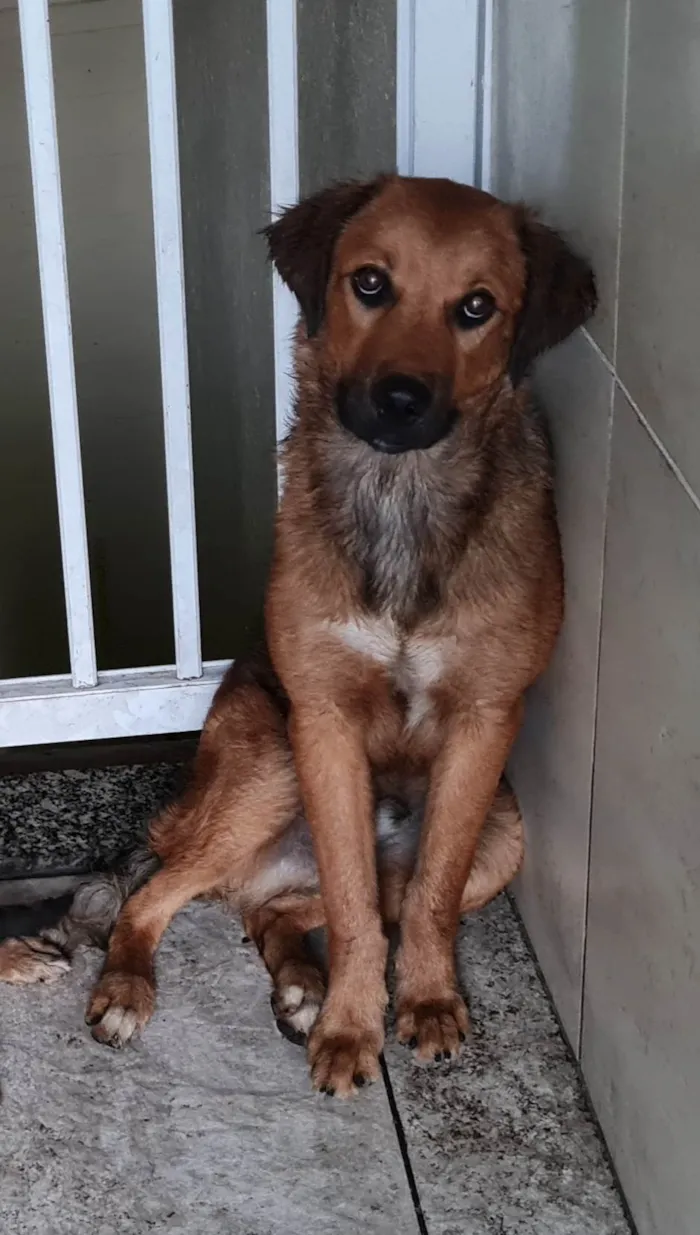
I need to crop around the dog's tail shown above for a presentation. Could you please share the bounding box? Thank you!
[0,846,159,986]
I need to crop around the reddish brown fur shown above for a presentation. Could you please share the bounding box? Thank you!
[1,176,595,1098]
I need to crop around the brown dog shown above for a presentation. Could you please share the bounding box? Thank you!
[0,176,595,1098]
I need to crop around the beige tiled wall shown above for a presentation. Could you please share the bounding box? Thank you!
[493,4,700,1234]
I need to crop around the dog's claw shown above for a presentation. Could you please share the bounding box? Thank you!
[397,993,470,1062]
[85,972,154,1049]
[309,1021,383,1098]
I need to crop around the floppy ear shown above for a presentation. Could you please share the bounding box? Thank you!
[509,209,597,385]
[263,178,384,337]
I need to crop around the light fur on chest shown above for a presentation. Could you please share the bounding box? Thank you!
[326,616,451,729]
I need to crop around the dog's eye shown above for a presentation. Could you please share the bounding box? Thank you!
[455,289,496,330]
[351,266,392,306]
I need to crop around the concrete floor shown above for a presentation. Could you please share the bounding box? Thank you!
[0,765,633,1233]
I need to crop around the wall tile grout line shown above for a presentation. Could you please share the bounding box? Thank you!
[379,1053,431,1235]
[575,9,634,1048]
[578,288,700,1062]
[576,360,616,1059]
[582,328,700,519]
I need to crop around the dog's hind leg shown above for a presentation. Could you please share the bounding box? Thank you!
[237,812,327,1045]
[458,781,524,915]
[87,660,301,1049]
[244,891,326,1046]
[376,781,524,928]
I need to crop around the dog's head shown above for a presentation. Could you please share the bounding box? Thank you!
[265,176,596,455]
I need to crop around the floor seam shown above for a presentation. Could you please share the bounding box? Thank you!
[379,1052,430,1235]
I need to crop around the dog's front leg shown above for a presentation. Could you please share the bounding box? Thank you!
[290,704,388,1098]
[396,700,523,1061]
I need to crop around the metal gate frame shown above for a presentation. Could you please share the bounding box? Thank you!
[0,0,491,749]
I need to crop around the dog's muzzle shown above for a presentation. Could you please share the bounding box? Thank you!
[336,374,457,454]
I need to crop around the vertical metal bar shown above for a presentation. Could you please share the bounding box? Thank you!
[17,0,97,689]
[266,0,300,455]
[142,0,202,680]
[411,0,481,183]
[476,0,494,191]
[396,0,416,175]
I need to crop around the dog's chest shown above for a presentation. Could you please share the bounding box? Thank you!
[328,616,451,729]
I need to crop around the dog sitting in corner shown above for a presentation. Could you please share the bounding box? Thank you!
[0,175,595,1098]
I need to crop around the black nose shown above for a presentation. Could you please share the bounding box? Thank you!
[335,373,456,454]
[370,374,433,421]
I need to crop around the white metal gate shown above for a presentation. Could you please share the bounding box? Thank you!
[0,0,489,749]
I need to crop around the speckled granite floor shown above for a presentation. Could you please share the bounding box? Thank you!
[0,766,633,1233]
[0,763,184,877]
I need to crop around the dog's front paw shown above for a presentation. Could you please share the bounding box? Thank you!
[307,1013,383,1098]
[85,971,155,1048]
[396,991,470,1062]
